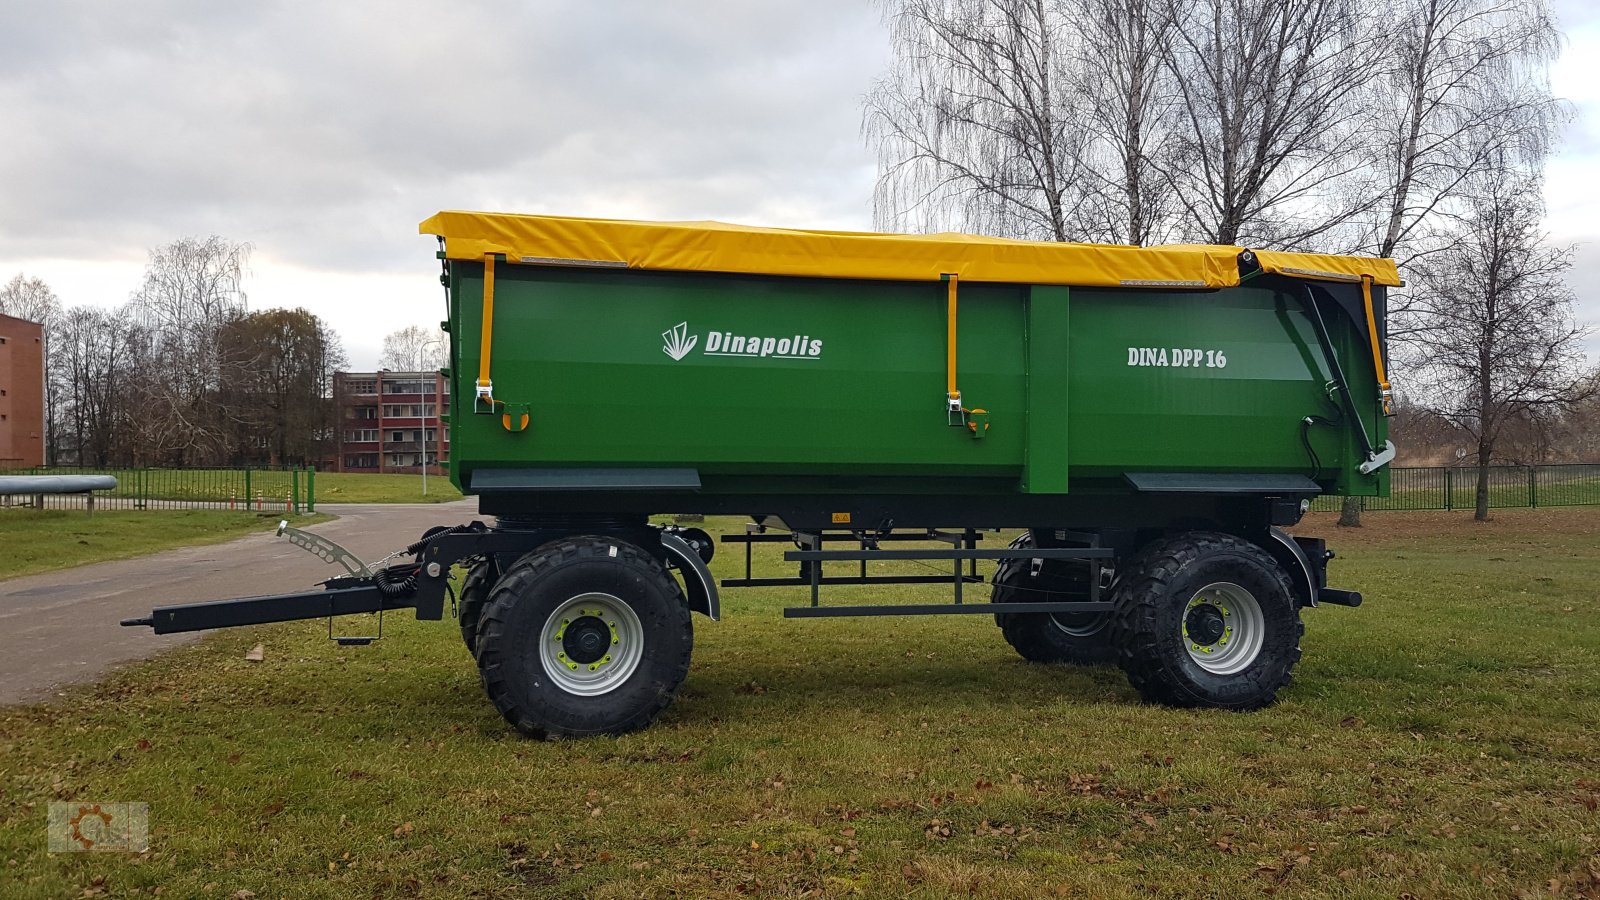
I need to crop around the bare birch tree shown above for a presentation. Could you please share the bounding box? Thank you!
[1334,0,1561,526]
[1360,0,1560,269]
[51,305,145,467]
[0,274,62,326]
[1404,170,1592,520]
[129,236,251,465]
[1068,0,1180,244]
[866,0,1089,241]
[1158,0,1375,247]
[379,324,448,372]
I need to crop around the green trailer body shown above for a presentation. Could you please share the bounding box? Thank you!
[443,264,1389,510]
[124,212,1401,738]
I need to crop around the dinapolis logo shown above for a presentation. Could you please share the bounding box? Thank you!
[661,322,823,362]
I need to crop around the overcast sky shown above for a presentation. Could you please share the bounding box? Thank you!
[1,0,1596,368]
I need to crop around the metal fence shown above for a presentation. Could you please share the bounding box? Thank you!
[1310,464,1600,512]
[0,466,316,513]
[1,463,1596,516]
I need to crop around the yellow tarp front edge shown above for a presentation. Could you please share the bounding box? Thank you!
[419,211,1402,289]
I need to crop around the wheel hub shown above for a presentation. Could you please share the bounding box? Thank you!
[541,593,642,696]
[1184,604,1226,645]
[1181,582,1265,676]
[562,616,611,664]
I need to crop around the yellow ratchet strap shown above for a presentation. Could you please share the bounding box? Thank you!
[946,274,960,413]
[475,255,499,412]
[1360,275,1394,416]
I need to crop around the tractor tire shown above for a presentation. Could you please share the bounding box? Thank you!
[457,556,499,656]
[475,536,693,738]
[1108,532,1302,710]
[992,533,1116,664]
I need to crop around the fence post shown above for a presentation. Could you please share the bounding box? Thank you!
[243,468,252,513]
[292,468,300,514]
[1444,468,1453,511]
[307,466,316,513]
[1529,467,1537,509]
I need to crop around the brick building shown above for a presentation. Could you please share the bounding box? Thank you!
[0,313,45,469]
[332,371,450,474]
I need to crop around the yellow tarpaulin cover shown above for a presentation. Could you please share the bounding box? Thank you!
[419,211,1401,288]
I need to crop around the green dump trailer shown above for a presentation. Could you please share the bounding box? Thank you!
[125,212,1398,738]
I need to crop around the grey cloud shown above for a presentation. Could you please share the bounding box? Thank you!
[1563,238,1600,365]
[0,1,890,275]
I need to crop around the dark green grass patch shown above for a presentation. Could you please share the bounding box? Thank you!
[1,509,1597,897]
[0,509,330,581]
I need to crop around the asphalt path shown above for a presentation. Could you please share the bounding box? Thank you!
[0,500,481,705]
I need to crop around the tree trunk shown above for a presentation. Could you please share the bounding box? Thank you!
[1336,494,1361,527]
[1474,444,1492,521]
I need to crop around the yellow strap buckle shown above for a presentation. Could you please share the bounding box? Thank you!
[1360,275,1394,417]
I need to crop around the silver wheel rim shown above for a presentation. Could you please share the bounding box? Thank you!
[1182,582,1264,675]
[539,592,644,696]
[1050,611,1108,638]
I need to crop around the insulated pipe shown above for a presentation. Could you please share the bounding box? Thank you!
[0,475,117,495]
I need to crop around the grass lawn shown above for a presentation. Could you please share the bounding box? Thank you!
[313,472,464,504]
[2,509,1597,897]
[0,509,331,581]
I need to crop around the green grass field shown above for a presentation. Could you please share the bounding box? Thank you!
[312,472,464,504]
[0,509,330,581]
[2,509,1597,897]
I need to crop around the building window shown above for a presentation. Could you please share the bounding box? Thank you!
[386,429,422,443]
[350,406,377,420]
[345,429,378,443]
[382,403,437,418]
[345,379,377,395]
[344,454,377,469]
[383,380,434,395]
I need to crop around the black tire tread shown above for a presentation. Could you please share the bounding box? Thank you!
[475,536,693,739]
[1109,531,1302,710]
[992,533,1117,665]
[457,557,498,656]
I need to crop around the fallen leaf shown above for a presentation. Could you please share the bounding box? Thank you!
[393,821,414,838]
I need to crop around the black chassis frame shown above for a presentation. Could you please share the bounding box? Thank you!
[123,485,1359,637]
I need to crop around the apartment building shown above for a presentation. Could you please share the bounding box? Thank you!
[0,313,45,469]
[332,371,449,474]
